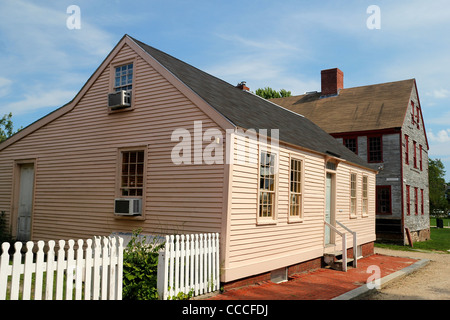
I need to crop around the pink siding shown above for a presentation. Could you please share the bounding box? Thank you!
[224,133,376,282]
[0,43,226,241]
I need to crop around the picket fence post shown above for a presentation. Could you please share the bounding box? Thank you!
[157,232,220,300]
[0,236,124,300]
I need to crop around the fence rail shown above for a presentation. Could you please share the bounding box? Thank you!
[157,233,220,300]
[0,236,123,300]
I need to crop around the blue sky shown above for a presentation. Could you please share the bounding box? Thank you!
[1,0,450,180]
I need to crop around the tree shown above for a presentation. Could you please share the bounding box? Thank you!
[0,113,20,142]
[429,158,449,216]
[255,87,292,99]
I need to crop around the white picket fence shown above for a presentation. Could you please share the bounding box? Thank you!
[157,233,220,300]
[0,236,124,300]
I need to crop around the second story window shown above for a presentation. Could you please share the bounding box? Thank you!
[343,137,357,154]
[405,134,409,165]
[114,63,133,92]
[419,145,423,171]
[368,136,382,163]
[413,141,417,168]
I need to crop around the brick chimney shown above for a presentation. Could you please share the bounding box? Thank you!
[236,81,249,91]
[321,68,343,96]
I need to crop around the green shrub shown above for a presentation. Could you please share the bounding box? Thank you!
[0,211,12,244]
[122,229,165,300]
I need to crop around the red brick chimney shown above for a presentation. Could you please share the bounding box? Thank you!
[321,68,343,96]
[236,81,249,91]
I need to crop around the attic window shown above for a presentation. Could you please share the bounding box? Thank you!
[114,63,133,92]
[416,105,420,129]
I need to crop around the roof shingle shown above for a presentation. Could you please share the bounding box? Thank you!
[130,36,372,169]
[270,79,415,134]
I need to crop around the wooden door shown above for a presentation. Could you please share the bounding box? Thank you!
[16,163,34,241]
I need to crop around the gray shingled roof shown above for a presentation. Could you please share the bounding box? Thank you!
[130,36,372,169]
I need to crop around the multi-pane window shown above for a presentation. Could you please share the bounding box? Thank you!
[414,187,419,215]
[419,145,423,171]
[259,151,276,219]
[350,173,357,216]
[416,106,420,129]
[114,63,133,92]
[368,136,382,162]
[290,158,302,218]
[376,186,392,215]
[343,137,357,154]
[404,134,409,165]
[120,150,144,197]
[411,101,415,125]
[421,189,424,215]
[406,185,411,216]
[362,176,368,216]
[413,141,417,168]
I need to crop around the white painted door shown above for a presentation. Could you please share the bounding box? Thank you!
[325,173,332,245]
[17,164,34,241]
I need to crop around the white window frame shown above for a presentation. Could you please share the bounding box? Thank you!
[288,155,304,223]
[257,148,278,225]
[362,175,369,217]
[350,172,357,218]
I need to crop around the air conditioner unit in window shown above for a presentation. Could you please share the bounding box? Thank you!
[108,90,131,109]
[114,198,141,216]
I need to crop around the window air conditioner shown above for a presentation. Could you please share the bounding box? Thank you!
[114,198,142,216]
[108,90,131,109]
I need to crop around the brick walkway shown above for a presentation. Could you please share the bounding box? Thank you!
[207,254,418,300]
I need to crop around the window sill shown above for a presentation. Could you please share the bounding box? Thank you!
[256,219,277,226]
[288,217,304,224]
[349,214,358,219]
[113,214,145,221]
[107,105,134,114]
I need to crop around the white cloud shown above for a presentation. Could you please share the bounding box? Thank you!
[0,89,77,116]
[429,129,450,144]
[0,1,115,74]
[428,89,450,99]
[205,33,316,94]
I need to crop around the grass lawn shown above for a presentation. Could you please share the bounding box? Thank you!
[375,226,450,253]
[430,217,450,227]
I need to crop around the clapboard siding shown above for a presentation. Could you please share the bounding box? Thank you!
[0,43,226,241]
[225,132,376,281]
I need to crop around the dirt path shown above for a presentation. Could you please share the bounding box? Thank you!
[358,247,450,300]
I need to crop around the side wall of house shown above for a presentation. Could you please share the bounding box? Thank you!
[0,43,226,241]
[337,133,403,242]
[223,133,376,282]
[402,87,430,242]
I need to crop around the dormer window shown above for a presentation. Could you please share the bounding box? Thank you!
[114,63,133,92]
